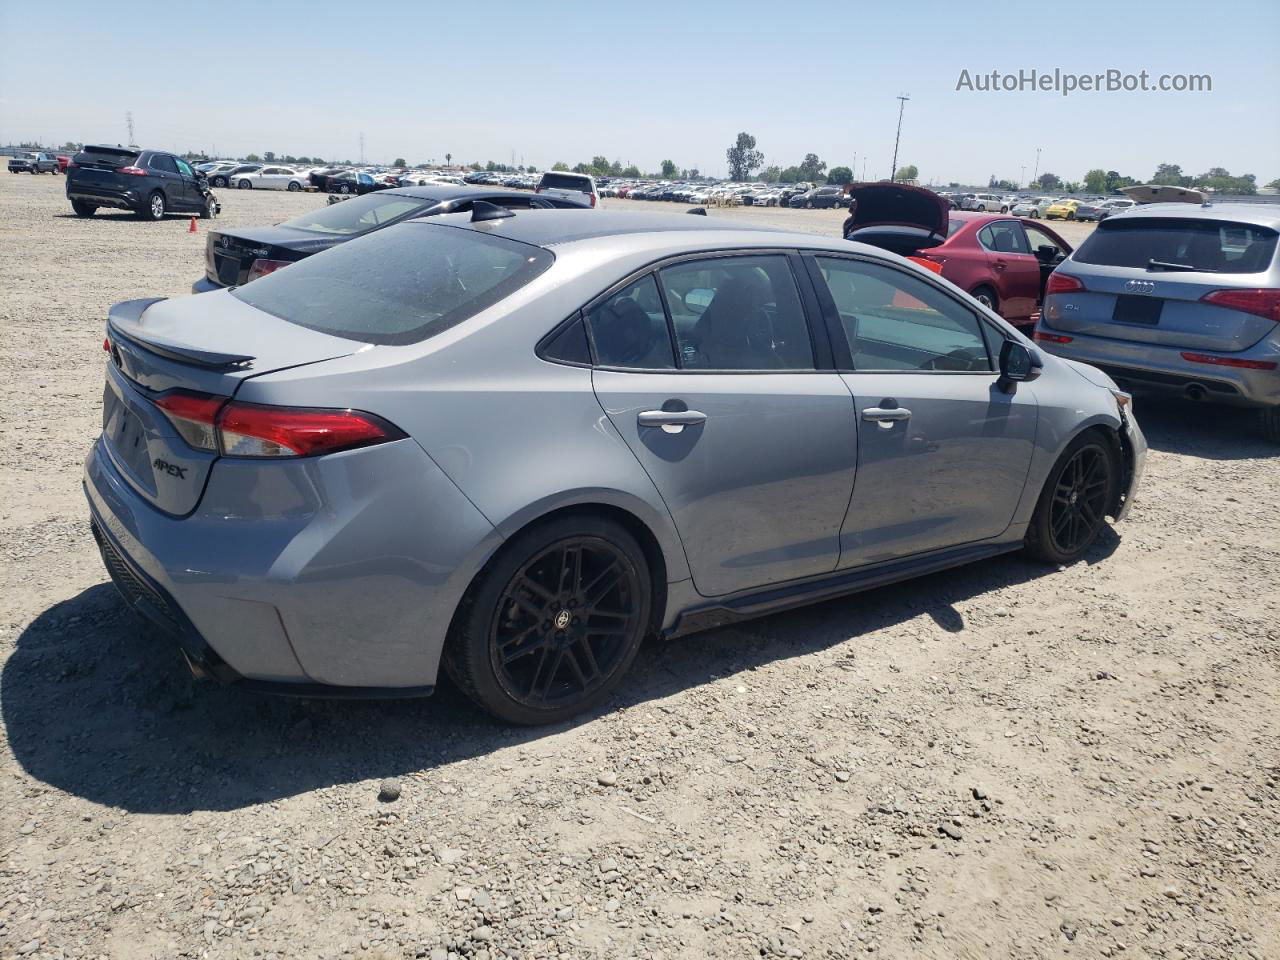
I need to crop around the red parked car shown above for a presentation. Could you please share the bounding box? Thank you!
[844,183,1072,329]
[56,155,71,174]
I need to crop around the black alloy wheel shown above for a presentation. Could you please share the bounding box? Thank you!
[1026,433,1118,564]
[491,537,642,710]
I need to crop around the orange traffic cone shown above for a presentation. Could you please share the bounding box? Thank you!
[188,216,197,233]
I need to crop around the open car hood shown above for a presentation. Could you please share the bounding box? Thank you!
[846,182,950,234]
[1120,184,1205,205]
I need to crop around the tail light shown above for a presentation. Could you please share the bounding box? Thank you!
[152,392,405,458]
[1045,272,1085,295]
[116,165,148,176]
[1180,352,1277,371]
[589,193,597,207]
[1199,288,1280,323]
[245,258,293,282]
[1034,332,1074,344]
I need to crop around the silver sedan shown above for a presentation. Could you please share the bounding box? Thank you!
[85,209,1145,723]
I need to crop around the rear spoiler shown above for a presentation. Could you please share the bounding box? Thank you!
[107,299,255,370]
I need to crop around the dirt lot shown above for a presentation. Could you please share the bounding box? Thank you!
[1,171,1277,960]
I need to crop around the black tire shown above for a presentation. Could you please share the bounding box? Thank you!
[199,199,216,219]
[1067,210,1076,221]
[805,200,813,209]
[141,191,165,221]
[971,285,998,312]
[1030,210,1040,219]
[212,176,227,188]
[1259,407,1280,443]
[71,200,97,218]
[444,515,653,725]
[238,179,251,189]
[287,180,301,192]
[1000,205,1009,213]
[339,183,351,194]
[1025,431,1119,564]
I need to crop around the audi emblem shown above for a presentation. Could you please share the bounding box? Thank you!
[1124,280,1156,295]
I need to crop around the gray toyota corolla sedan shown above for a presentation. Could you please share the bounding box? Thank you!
[86,208,1146,724]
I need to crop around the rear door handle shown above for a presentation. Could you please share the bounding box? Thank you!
[638,409,707,431]
[862,406,911,423]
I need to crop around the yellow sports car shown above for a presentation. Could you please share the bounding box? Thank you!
[1044,198,1081,220]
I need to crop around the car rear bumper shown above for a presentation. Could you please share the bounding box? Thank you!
[67,185,142,210]
[1038,331,1280,408]
[83,433,500,693]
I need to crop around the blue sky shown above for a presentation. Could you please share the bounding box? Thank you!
[1,0,1276,186]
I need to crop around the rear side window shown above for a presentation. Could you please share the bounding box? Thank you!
[150,155,178,174]
[1074,218,1278,274]
[539,173,592,194]
[586,275,676,369]
[231,223,553,346]
[978,221,1030,254]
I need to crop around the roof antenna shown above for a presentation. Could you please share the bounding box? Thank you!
[470,201,515,222]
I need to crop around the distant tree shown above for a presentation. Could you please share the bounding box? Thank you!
[827,166,853,185]
[799,153,827,182]
[590,155,610,173]
[245,153,261,162]
[1195,168,1256,195]
[1104,170,1136,192]
[263,151,275,162]
[759,164,782,182]
[621,164,641,178]
[610,160,623,176]
[1063,181,1081,193]
[486,161,498,171]
[526,164,537,173]
[1151,163,1190,186]
[725,132,764,181]
[393,157,406,167]
[779,166,802,183]
[660,159,677,178]
[894,164,918,181]
[59,141,81,153]
[1267,177,1280,190]
[1083,168,1108,193]
[552,161,570,171]
[686,168,699,179]
[991,179,1018,191]
[445,153,452,165]
[1035,171,1062,190]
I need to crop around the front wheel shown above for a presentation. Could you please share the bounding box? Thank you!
[1031,210,1040,218]
[1025,432,1119,564]
[1000,205,1009,213]
[238,179,251,189]
[287,180,301,192]
[971,285,998,312]
[1067,211,1076,221]
[444,515,652,725]
[211,176,226,187]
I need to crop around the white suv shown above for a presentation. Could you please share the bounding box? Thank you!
[965,193,1009,213]
[535,171,600,209]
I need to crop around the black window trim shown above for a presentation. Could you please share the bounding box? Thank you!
[802,251,1005,375]
[559,247,837,376]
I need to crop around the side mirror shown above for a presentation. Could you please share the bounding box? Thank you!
[1035,244,1059,264]
[998,339,1042,393]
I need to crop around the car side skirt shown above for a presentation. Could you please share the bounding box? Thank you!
[663,540,1023,638]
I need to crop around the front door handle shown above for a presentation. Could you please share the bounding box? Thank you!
[638,409,707,432]
[862,406,912,424]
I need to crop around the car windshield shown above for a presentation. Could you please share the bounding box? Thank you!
[231,223,554,346]
[281,193,433,235]
[1074,218,1278,274]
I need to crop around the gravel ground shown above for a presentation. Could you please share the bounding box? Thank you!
[1,171,1278,960]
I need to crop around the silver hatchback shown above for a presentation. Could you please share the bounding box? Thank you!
[1035,202,1280,440]
[85,209,1145,724]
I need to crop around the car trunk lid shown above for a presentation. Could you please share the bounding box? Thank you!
[1043,217,1279,351]
[843,182,951,254]
[102,295,362,515]
[204,225,334,287]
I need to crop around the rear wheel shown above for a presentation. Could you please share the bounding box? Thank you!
[142,191,165,221]
[1067,210,1076,221]
[212,175,227,187]
[444,515,652,725]
[1030,210,1040,218]
[1025,432,1118,564]
[1260,407,1280,443]
[971,285,998,312]
[287,180,301,192]
[71,200,97,217]
[1000,205,1009,213]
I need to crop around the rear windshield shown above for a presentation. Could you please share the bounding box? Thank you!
[1074,218,1278,274]
[231,223,554,346]
[282,192,433,235]
[539,173,592,193]
[74,145,139,166]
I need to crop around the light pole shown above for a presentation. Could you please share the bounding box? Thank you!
[1020,165,1026,188]
[889,95,909,182]
[1032,147,1041,185]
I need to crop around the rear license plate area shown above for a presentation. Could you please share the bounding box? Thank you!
[1112,294,1163,326]
[215,253,241,285]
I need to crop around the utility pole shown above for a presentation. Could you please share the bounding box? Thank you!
[1032,147,1041,185]
[125,111,135,147]
[359,132,365,164]
[1020,165,1026,188]
[889,95,909,182]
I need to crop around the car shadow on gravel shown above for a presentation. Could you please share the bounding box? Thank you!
[4,541,1113,814]
[1133,394,1276,460]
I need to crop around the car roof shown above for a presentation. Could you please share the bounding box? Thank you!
[410,209,837,252]
[1111,202,1280,230]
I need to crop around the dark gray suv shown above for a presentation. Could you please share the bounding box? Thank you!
[66,145,216,220]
